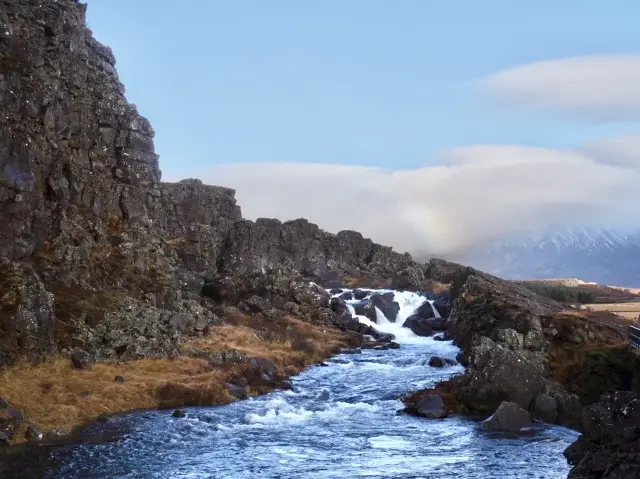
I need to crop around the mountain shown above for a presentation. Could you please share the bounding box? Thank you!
[447,226,640,287]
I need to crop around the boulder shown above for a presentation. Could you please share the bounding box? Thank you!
[428,356,456,368]
[457,336,545,412]
[480,401,533,433]
[70,348,92,371]
[402,315,446,337]
[338,291,353,301]
[564,391,640,478]
[172,409,186,418]
[431,294,451,319]
[352,300,368,316]
[114,375,125,383]
[414,301,436,320]
[226,382,247,399]
[532,393,558,424]
[25,425,43,442]
[0,408,24,441]
[0,398,7,410]
[404,394,448,419]
[433,333,452,342]
[365,292,400,322]
[330,297,349,315]
[353,289,369,300]
[369,329,395,343]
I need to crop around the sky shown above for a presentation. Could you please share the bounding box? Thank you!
[85,0,640,254]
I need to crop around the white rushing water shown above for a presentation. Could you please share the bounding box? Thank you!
[339,288,440,344]
[0,289,578,479]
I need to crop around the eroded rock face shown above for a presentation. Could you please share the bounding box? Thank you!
[402,315,446,337]
[0,0,442,367]
[401,393,448,419]
[422,259,590,431]
[565,391,640,479]
[480,401,533,434]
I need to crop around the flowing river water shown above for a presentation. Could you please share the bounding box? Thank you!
[0,290,578,478]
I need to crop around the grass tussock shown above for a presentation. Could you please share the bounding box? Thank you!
[0,315,348,443]
[184,315,348,376]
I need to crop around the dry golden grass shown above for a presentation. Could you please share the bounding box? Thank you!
[185,315,348,376]
[0,356,230,441]
[0,315,348,443]
[583,302,640,313]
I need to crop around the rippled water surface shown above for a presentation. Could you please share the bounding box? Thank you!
[0,291,578,478]
[1,341,577,479]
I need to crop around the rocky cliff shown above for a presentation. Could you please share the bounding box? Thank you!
[0,0,431,368]
[405,260,630,433]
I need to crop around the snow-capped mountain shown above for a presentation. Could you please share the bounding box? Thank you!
[447,226,640,287]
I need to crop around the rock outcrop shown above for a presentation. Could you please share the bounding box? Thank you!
[0,0,436,370]
[564,391,640,478]
[480,401,533,434]
[405,259,628,436]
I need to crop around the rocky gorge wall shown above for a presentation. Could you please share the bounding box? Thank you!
[0,0,432,367]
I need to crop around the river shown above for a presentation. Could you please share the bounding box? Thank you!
[0,290,578,478]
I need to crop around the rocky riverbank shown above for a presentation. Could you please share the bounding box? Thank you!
[400,260,640,476]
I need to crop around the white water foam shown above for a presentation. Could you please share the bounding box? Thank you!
[331,288,441,344]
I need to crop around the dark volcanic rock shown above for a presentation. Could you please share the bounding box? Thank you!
[402,394,448,419]
[428,356,456,368]
[172,409,186,418]
[225,382,247,400]
[414,301,436,320]
[363,292,400,322]
[431,293,451,319]
[565,391,640,478]
[25,424,43,442]
[402,315,445,337]
[0,0,438,370]
[532,393,558,424]
[0,408,24,441]
[338,291,353,301]
[480,401,533,433]
[70,348,92,370]
[353,289,369,300]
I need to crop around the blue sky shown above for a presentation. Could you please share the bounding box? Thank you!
[86,0,640,178]
[84,1,640,252]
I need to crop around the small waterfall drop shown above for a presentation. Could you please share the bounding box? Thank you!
[330,288,441,344]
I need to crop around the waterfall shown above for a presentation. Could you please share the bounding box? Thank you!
[329,288,441,344]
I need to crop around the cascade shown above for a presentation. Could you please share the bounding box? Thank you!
[330,288,441,344]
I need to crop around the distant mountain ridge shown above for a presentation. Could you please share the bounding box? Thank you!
[446,226,640,287]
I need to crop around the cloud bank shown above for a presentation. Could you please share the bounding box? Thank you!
[480,55,640,120]
[168,137,640,255]
[167,54,640,256]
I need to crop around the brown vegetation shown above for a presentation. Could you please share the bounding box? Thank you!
[581,302,640,320]
[544,310,636,405]
[0,315,348,443]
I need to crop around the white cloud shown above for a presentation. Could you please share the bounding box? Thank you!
[164,55,640,256]
[165,140,640,256]
[580,131,640,168]
[480,55,640,120]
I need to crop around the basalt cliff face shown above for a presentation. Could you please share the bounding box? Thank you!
[0,0,431,367]
[398,259,633,436]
